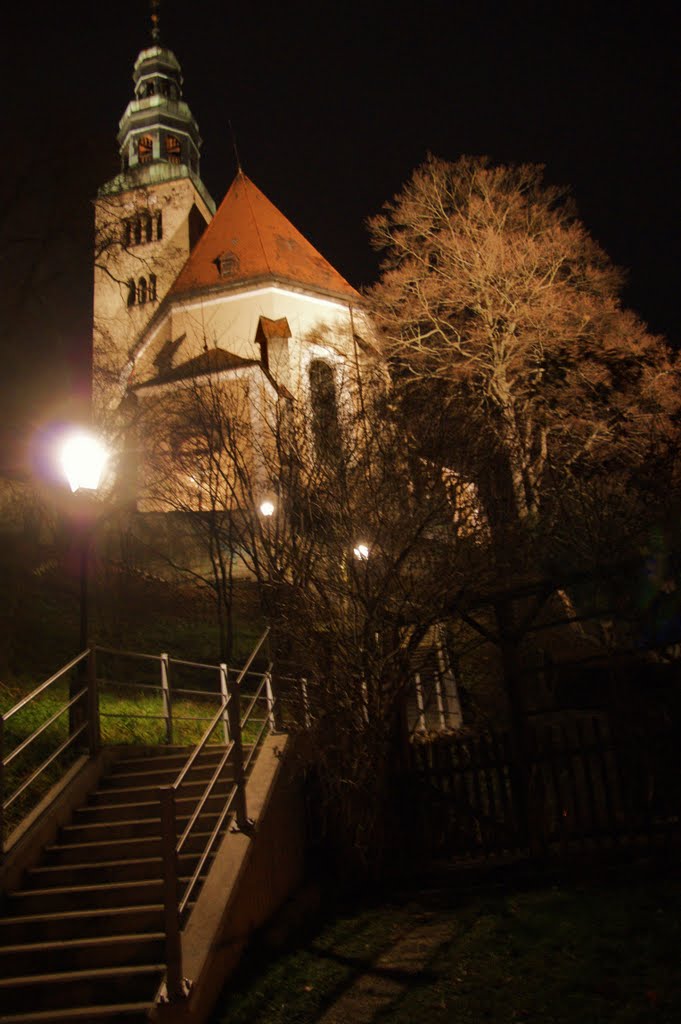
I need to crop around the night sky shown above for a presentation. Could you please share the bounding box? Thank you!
[1,0,678,445]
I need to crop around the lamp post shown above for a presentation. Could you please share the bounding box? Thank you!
[60,430,109,733]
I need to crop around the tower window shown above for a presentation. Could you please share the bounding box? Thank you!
[138,135,153,164]
[123,212,161,246]
[127,275,157,307]
[165,135,182,164]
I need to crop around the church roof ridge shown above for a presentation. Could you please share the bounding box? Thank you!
[168,172,361,303]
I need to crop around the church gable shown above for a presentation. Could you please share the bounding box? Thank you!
[168,172,361,303]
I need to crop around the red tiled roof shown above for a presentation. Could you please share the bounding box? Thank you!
[168,172,360,302]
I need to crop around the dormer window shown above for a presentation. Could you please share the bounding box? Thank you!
[138,134,153,164]
[217,252,239,277]
[165,135,181,164]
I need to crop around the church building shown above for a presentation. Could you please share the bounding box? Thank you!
[93,27,374,503]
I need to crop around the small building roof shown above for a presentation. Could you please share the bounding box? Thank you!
[134,348,259,389]
[168,171,360,303]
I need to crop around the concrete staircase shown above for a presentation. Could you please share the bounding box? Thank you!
[0,745,237,1023]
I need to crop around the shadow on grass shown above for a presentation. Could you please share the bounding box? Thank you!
[209,868,681,1024]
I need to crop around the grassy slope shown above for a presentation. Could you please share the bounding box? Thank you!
[211,870,681,1023]
[1,546,266,834]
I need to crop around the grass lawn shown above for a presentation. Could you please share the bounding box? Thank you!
[210,869,681,1023]
[1,672,268,836]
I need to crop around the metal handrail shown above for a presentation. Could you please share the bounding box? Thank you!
[240,666,272,727]
[234,628,270,686]
[0,631,278,1007]
[177,742,234,853]
[94,645,162,662]
[4,723,88,810]
[173,697,233,791]
[2,651,88,722]
[4,687,87,768]
[158,628,276,1002]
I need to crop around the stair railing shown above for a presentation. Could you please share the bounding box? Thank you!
[158,627,276,1002]
[0,648,99,858]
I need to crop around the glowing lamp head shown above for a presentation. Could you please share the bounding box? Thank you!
[353,543,370,561]
[260,499,275,518]
[60,431,109,493]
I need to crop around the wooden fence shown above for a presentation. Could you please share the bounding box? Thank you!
[409,715,681,861]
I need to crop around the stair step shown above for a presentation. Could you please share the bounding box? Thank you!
[0,1000,153,1023]
[0,905,164,945]
[26,852,198,888]
[0,931,165,975]
[101,763,234,790]
[74,791,230,823]
[6,879,164,914]
[6,874,205,914]
[46,829,217,864]
[88,777,234,806]
[0,964,164,1014]
[0,740,240,1021]
[61,807,222,843]
[110,746,230,774]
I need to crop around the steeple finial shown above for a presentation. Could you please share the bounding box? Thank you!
[150,0,161,43]
[229,120,242,174]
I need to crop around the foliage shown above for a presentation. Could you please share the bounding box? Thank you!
[368,155,680,525]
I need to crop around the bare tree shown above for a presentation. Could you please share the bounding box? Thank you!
[136,349,486,873]
[368,156,680,526]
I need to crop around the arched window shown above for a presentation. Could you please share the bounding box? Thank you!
[137,277,147,304]
[126,279,136,307]
[149,274,157,301]
[138,134,153,164]
[155,212,163,240]
[134,219,142,245]
[165,135,181,163]
[143,215,152,242]
[309,360,342,464]
[123,220,132,246]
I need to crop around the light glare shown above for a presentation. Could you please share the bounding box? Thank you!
[60,431,109,493]
[354,543,370,560]
[260,500,275,517]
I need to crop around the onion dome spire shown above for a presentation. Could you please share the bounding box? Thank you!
[99,14,213,212]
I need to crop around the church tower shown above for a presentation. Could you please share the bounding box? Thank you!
[92,13,215,408]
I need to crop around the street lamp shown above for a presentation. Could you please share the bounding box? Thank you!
[61,431,109,496]
[259,499,275,518]
[59,429,109,654]
[353,542,370,561]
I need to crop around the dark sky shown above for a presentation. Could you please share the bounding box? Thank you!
[1,0,679,437]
